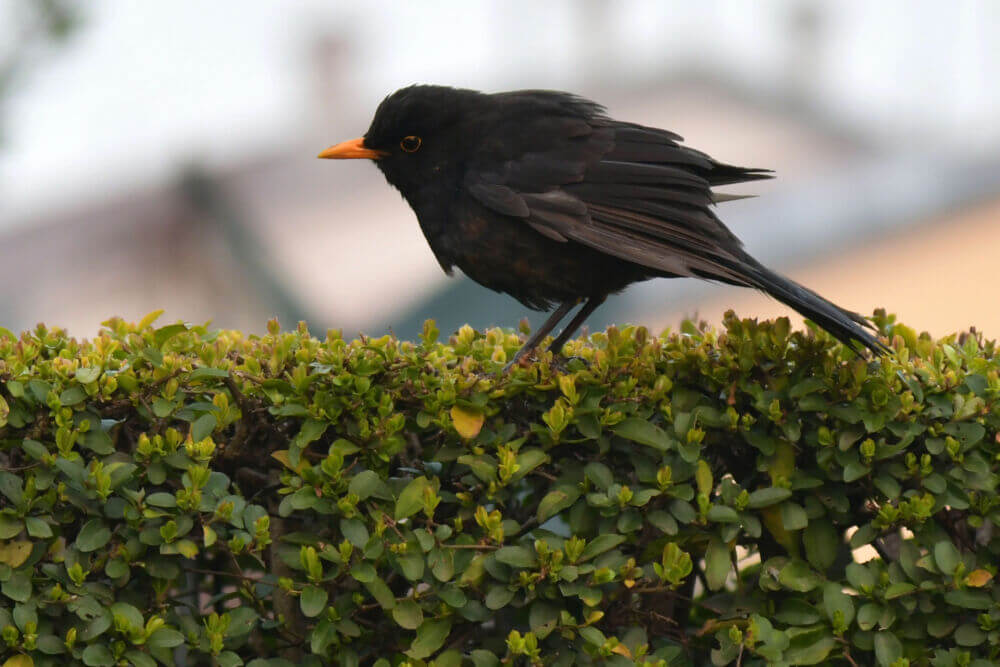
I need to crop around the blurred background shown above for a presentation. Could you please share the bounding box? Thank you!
[2,0,999,341]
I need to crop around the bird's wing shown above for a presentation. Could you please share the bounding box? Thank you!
[464,116,772,284]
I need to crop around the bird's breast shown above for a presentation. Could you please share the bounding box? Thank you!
[416,197,653,310]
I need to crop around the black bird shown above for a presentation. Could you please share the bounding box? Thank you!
[319,85,885,366]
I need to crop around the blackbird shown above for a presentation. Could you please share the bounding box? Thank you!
[319,85,885,366]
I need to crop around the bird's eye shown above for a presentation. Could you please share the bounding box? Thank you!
[400,135,422,152]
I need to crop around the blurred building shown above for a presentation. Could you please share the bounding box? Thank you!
[1,2,999,340]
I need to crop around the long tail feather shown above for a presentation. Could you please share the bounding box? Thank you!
[740,260,887,355]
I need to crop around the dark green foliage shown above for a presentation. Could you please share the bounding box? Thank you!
[0,310,998,666]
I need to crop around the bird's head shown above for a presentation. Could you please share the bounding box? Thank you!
[318,85,486,199]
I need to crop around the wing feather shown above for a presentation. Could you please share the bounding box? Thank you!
[463,105,769,283]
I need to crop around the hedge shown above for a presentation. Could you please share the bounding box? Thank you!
[0,310,997,666]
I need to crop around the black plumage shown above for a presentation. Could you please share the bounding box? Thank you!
[319,85,886,366]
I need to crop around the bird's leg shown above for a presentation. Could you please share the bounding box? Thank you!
[546,296,605,354]
[503,300,576,371]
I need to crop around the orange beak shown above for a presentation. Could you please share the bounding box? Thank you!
[317,137,386,160]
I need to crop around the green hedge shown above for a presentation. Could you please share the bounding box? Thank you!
[0,310,998,666]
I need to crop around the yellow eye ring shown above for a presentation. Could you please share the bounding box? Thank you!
[400,135,422,152]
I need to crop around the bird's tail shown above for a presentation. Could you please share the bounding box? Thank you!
[737,258,888,355]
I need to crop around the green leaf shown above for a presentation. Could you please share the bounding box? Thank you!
[529,601,559,639]
[822,583,854,626]
[310,618,338,656]
[429,548,454,582]
[648,510,678,535]
[695,460,713,496]
[873,631,902,667]
[933,539,961,575]
[395,476,432,520]
[36,634,66,655]
[579,534,625,562]
[943,589,992,609]
[579,625,606,646]
[613,417,672,451]
[584,462,614,490]
[775,599,822,625]
[511,449,548,481]
[469,651,501,667]
[147,627,185,649]
[778,559,822,592]
[13,604,37,632]
[79,608,112,641]
[82,644,115,667]
[406,618,452,660]
[152,398,175,418]
[300,585,328,617]
[457,455,496,483]
[669,499,696,524]
[190,413,217,443]
[495,545,537,568]
[704,536,731,591]
[789,377,826,398]
[59,386,86,406]
[224,608,259,637]
[485,586,515,610]
[954,623,986,646]
[146,492,177,508]
[188,367,231,381]
[75,366,102,384]
[364,577,396,609]
[747,486,792,508]
[290,419,328,466]
[803,520,838,571]
[1,571,31,602]
[154,323,188,348]
[110,602,143,631]
[925,614,957,638]
[350,562,376,583]
[884,582,915,599]
[76,519,111,552]
[536,486,581,522]
[348,470,390,500]
[397,553,425,581]
[392,599,424,630]
[857,603,881,630]
[782,633,836,665]
[0,515,23,539]
[843,461,869,482]
[340,518,369,547]
[0,473,22,506]
[705,505,739,523]
[780,502,808,531]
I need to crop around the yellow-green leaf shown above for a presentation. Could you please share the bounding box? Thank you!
[395,477,433,520]
[137,309,165,330]
[965,569,993,587]
[3,656,34,667]
[0,540,34,567]
[271,450,306,474]
[451,406,484,439]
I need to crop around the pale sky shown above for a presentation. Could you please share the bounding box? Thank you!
[1,0,998,228]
